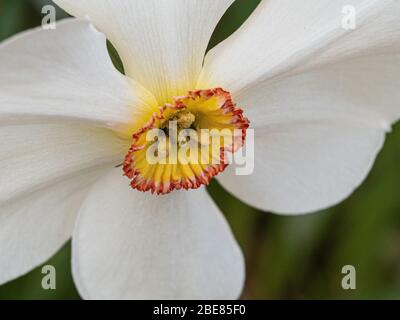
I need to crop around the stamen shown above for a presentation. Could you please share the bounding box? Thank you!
[167,110,196,130]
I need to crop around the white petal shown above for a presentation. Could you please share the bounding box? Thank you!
[0,167,105,285]
[0,124,127,205]
[241,55,400,129]
[53,0,234,103]
[218,121,385,215]
[199,0,400,95]
[217,54,399,214]
[200,0,400,214]
[72,169,244,300]
[0,18,155,132]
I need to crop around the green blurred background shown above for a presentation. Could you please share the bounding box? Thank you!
[1,0,400,300]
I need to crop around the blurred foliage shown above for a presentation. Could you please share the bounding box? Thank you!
[0,0,400,300]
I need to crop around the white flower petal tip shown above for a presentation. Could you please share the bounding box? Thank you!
[218,123,386,215]
[200,0,400,95]
[0,18,155,133]
[71,169,245,300]
[0,167,106,285]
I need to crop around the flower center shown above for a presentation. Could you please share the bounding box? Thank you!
[123,88,249,195]
[163,110,196,130]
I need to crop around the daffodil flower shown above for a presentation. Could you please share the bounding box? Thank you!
[0,0,399,299]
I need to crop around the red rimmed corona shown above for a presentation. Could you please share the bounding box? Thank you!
[123,88,250,195]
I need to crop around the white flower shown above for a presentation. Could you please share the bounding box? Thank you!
[0,0,399,299]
